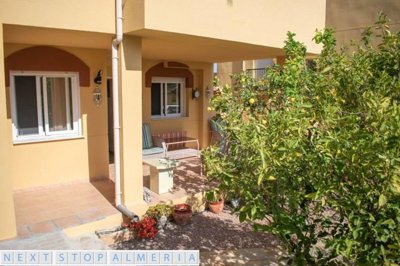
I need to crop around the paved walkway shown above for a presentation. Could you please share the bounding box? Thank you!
[13,180,119,238]
[0,232,284,265]
[0,231,108,250]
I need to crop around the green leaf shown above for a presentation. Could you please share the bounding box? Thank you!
[305,193,316,199]
[380,97,390,109]
[259,148,266,169]
[239,212,247,222]
[388,244,398,249]
[390,175,400,194]
[321,197,326,206]
[369,213,376,222]
[298,103,313,108]
[257,174,263,186]
[353,229,359,239]
[321,66,331,73]
[381,219,395,226]
[379,194,387,208]
[251,206,257,217]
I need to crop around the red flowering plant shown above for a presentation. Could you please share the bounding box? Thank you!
[122,217,158,240]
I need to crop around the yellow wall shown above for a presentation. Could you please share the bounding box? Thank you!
[3,44,110,189]
[127,0,325,54]
[0,0,325,54]
[142,60,213,147]
[0,24,18,240]
[0,0,114,34]
[123,0,145,34]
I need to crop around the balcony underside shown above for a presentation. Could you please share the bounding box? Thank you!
[131,29,287,63]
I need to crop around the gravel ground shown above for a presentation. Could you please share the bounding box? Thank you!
[112,209,280,251]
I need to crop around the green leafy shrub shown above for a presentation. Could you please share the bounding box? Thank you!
[145,203,173,221]
[203,15,400,265]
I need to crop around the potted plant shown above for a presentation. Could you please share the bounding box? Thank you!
[205,189,224,214]
[173,203,192,225]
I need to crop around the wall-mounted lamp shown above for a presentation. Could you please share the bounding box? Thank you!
[93,70,102,107]
[192,88,200,100]
[205,86,212,99]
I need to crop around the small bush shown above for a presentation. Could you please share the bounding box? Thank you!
[145,203,173,221]
[124,217,158,240]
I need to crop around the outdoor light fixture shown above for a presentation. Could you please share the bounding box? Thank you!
[192,88,200,100]
[93,87,102,107]
[93,70,102,107]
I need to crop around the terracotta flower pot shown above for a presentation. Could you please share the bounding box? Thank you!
[208,198,224,214]
[173,204,192,225]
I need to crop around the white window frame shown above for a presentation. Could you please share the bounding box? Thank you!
[10,71,82,144]
[151,77,186,119]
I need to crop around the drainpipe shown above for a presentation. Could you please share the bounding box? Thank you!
[112,0,139,222]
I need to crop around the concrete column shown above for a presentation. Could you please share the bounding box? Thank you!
[216,62,232,86]
[119,36,147,213]
[0,24,18,240]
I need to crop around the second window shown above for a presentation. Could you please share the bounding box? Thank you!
[151,77,185,118]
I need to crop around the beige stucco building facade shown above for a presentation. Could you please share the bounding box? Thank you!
[218,0,400,83]
[326,0,400,47]
[0,0,326,240]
